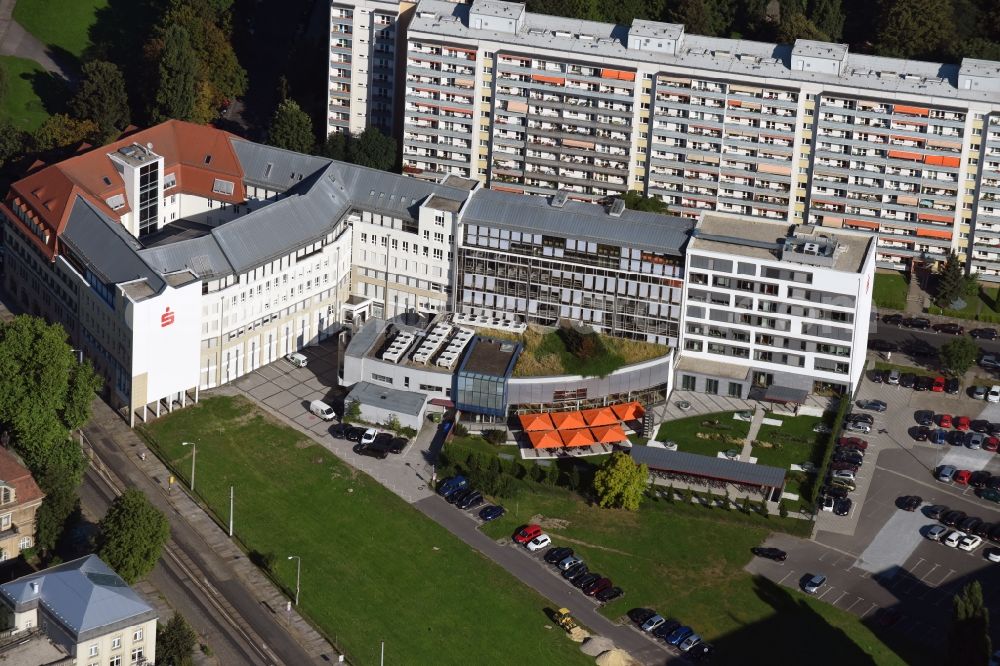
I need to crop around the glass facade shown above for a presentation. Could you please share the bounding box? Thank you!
[455,370,507,416]
[138,162,159,237]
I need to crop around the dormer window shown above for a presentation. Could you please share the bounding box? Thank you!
[204,155,212,165]
[212,179,234,196]
[102,176,112,186]
[106,194,126,211]
[0,486,12,505]
[163,173,177,190]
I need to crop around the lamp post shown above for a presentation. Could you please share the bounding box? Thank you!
[288,555,301,606]
[181,441,196,491]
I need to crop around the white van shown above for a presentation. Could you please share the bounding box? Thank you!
[286,352,308,368]
[309,400,336,420]
[989,385,1000,404]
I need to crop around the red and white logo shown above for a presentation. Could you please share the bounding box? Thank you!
[161,307,175,327]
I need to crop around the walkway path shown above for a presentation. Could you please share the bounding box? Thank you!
[741,405,765,460]
[0,0,76,81]
[904,271,926,315]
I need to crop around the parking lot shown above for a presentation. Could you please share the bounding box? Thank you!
[750,362,1000,646]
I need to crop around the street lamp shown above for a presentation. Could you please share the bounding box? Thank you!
[288,555,301,606]
[181,441,196,492]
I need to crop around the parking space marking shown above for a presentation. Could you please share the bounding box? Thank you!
[817,587,833,600]
[834,591,849,606]
[861,603,878,618]
[818,552,828,561]
[844,597,862,613]
[778,570,795,585]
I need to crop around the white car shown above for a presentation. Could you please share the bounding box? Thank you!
[679,634,702,652]
[285,352,308,368]
[926,525,948,541]
[526,534,551,552]
[831,469,856,481]
[987,548,1000,563]
[944,530,968,548]
[960,535,984,552]
[361,428,378,445]
[989,385,1000,404]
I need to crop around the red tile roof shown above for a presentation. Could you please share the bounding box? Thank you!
[0,448,44,507]
[3,120,247,260]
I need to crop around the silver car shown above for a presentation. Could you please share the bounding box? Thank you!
[937,465,957,483]
[803,574,826,594]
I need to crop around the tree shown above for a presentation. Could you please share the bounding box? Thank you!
[592,452,648,510]
[152,24,198,122]
[32,114,100,153]
[936,252,966,307]
[344,399,361,423]
[318,132,347,161]
[34,442,88,559]
[876,0,955,59]
[778,500,789,518]
[347,127,397,172]
[668,0,729,35]
[940,336,979,376]
[97,489,170,584]
[622,190,667,213]
[777,10,829,42]
[742,496,752,513]
[157,612,197,666]
[949,581,991,666]
[808,0,845,40]
[0,119,25,168]
[0,60,8,108]
[69,60,130,143]
[267,99,314,153]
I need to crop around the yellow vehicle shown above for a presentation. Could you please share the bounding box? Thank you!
[555,608,578,632]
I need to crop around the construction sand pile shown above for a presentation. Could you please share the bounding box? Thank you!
[580,636,614,656]
[595,648,640,666]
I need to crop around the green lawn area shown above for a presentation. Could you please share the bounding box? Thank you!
[13,0,106,59]
[142,397,590,666]
[655,411,751,457]
[753,414,832,511]
[872,272,908,310]
[0,57,50,131]
[873,361,937,378]
[480,485,927,665]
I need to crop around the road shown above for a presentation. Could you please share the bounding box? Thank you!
[79,465,266,666]
[868,320,1000,360]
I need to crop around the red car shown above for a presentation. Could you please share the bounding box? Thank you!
[932,376,946,392]
[837,437,869,451]
[513,524,542,544]
[955,469,972,485]
[938,414,953,428]
[986,437,1000,452]
[955,416,972,431]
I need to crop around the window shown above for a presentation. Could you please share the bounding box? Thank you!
[0,514,11,530]
[728,382,742,397]
[0,487,10,504]
[110,656,122,666]
[705,379,719,395]
[681,375,696,390]
[18,537,30,551]
[130,648,144,664]
[112,636,121,649]
[133,628,143,641]
[371,373,393,384]
[89,645,99,657]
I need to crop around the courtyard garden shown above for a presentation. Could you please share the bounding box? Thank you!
[654,411,751,458]
[872,272,908,311]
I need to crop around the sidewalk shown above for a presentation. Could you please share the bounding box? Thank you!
[83,399,339,665]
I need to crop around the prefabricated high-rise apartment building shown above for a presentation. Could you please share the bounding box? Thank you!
[327,0,1000,278]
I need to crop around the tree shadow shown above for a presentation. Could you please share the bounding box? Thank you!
[25,69,71,116]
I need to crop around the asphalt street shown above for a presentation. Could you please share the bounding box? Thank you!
[868,319,1000,361]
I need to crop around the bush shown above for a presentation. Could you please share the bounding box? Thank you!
[482,429,507,445]
[452,422,469,437]
[778,500,788,518]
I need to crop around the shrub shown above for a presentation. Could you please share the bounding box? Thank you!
[452,422,469,437]
[778,500,788,518]
[482,429,507,445]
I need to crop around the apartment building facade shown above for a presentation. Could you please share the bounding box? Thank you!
[678,215,875,398]
[395,0,1000,278]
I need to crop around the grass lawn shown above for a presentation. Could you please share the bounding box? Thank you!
[479,486,926,665]
[928,283,1000,323]
[0,57,50,131]
[753,414,832,511]
[872,272,908,310]
[873,361,937,378]
[142,396,590,666]
[13,0,106,59]
[655,411,750,457]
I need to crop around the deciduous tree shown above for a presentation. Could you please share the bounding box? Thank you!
[876,0,954,59]
[940,336,979,376]
[152,24,198,122]
[97,489,170,584]
[347,127,397,172]
[622,191,667,213]
[69,60,130,143]
[31,115,99,153]
[592,451,648,510]
[267,99,314,154]
[949,580,991,666]
[0,119,25,168]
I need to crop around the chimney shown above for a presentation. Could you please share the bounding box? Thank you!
[29,582,38,594]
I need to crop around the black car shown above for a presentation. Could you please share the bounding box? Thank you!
[834,498,852,516]
[912,426,931,441]
[990,423,1000,437]
[562,563,587,580]
[448,487,474,506]
[926,504,948,520]
[883,314,904,326]
[990,523,1000,543]
[915,410,935,426]
[971,471,993,488]
[831,462,860,474]
[898,495,922,511]
[373,432,394,448]
[688,643,714,663]
[352,443,388,459]
[946,378,961,395]
[595,586,623,603]
[751,547,787,561]
[819,485,849,499]
[943,510,968,526]
[972,328,999,340]
[934,323,965,335]
[387,437,408,454]
[329,423,349,438]
[833,452,864,466]
[869,339,898,352]
[652,619,683,642]
[573,572,602,589]
[974,522,995,538]
[904,317,931,329]
[457,490,484,510]
[345,426,367,442]
[914,375,934,392]
[870,369,884,383]
[479,505,505,522]
[627,608,656,625]
[961,516,984,533]
[972,420,991,434]
[545,546,573,564]
[949,430,967,446]
[900,373,916,388]
[847,413,875,425]
[988,477,1000,491]
[856,399,887,412]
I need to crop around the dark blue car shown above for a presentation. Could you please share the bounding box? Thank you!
[667,626,694,646]
[931,429,948,445]
[479,505,505,522]
[437,475,468,498]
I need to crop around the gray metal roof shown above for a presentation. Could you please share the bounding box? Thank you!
[0,555,157,642]
[630,445,786,488]
[463,189,694,256]
[346,380,428,416]
[139,233,234,280]
[230,139,332,192]
[62,197,165,294]
[345,318,388,359]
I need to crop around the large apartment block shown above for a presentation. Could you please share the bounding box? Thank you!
[394,0,1000,278]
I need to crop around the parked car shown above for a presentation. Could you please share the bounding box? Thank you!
[545,546,573,564]
[914,410,935,426]
[831,462,860,474]
[914,375,934,392]
[857,399,887,412]
[932,376,946,392]
[834,498,852,516]
[833,452,864,466]
[829,477,856,491]
[666,626,695,646]
[938,465,958,482]
[437,475,468,498]
[285,351,308,367]
[574,572,602,590]
[900,373,917,388]
[912,426,931,441]
[627,608,656,626]
[990,423,1000,436]
[526,534,552,552]
[990,386,1000,404]
[946,378,961,394]
[973,419,991,433]
[345,426,367,442]
[652,619,682,642]
[479,505,505,522]
[926,504,948,520]
[989,477,1000,491]
[584,577,613,597]
[956,469,973,485]
[943,510,968,526]
[932,429,949,445]
[962,516,984,533]
[986,437,1000,452]
[982,354,1000,369]
[751,547,787,561]
[845,421,871,434]
[352,443,388,459]
[812,422,833,433]
[361,428,379,445]
[847,413,875,425]
[818,485,849,500]
[975,522,995,539]
[869,339,898,352]
[448,487,474,506]
[837,437,869,450]
[513,524,542,544]
[950,430,968,446]
[883,314,904,326]
[329,423,349,438]
[968,433,987,450]
[974,386,990,400]
[899,495,922,511]
[939,414,954,428]
[680,634,703,652]
[956,416,972,431]
[803,574,827,594]
[934,323,965,335]
[887,369,901,385]
[870,370,884,383]
[387,437,408,454]
[990,524,1000,543]
[987,549,1000,563]
[904,317,931,329]
[972,471,994,488]
[457,490,484,510]
[595,586,623,603]
[960,535,984,552]
[832,469,856,481]
[558,555,583,572]
[688,643,714,663]
[945,530,968,548]
[972,328,999,340]
[562,562,587,580]
[926,525,948,541]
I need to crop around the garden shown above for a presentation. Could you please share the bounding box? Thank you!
[653,411,751,458]
[872,272,908,311]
